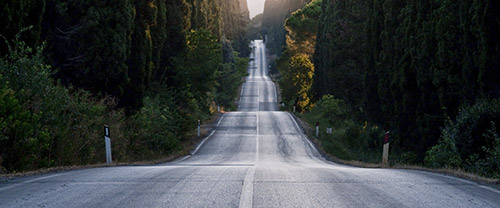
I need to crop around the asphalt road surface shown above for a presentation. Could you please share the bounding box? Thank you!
[1,40,499,207]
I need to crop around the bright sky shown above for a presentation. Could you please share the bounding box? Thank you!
[248,0,266,18]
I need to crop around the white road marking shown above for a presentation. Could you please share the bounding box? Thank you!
[257,84,260,110]
[239,165,255,208]
[240,83,245,97]
[287,112,322,156]
[239,111,259,208]
[271,81,278,102]
[190,130,216,155]
[216,115,224,126]
[190,115,225,155]
[256,112,260,164]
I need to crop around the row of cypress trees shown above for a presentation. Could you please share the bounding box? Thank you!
[313,0,500,161]
[273,0,500,174]
[0,0,251,172]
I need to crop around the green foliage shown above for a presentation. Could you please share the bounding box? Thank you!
[0,34,187,172]
[464,122,500,178]
[310,0,500,170]
[0,0,45,54]
[317,95,348,126]
[0,72,49,171]
[0,36,111,170]
[0,0,251,173]
[127,90,183,157]
[284,0,321,55]
[301,95,384,163]
[216,40,248,110]
[448,99,500,161]
[261,0,312,55]
[189,0,222,37]
[424,130,462,169]
[425,99,500,178]
[245,14,263,40]
[313,0,368,111]
[476,122,500,178]
[279,54,314,112]
[278,0,320,113]
[172,29,222,113]
[43,0,135,109]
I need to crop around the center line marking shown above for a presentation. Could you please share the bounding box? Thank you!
[239,41,264,208]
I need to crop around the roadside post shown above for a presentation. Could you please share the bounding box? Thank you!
[326,128,332,134]
[104,125,112,165]
[197,120,201,137]
[382,131,390,167]
[316,122,319,138]
[293,106,296,113]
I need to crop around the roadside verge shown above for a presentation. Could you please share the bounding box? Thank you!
[289,112,500,187]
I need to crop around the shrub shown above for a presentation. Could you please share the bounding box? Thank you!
[126,91,182,158]
[424,128,462,168]
[465,122,500,178]
[451,99,500,161]
[304,95,384,163]
[318,95,348,126]
[0,33,128,171]
[425,99,500,178]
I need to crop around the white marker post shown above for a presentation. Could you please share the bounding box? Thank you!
[293,106,296,113]
[197,120,201,137]
[382,131,390,167]
[104,125,112,165]
[316,122,319,138]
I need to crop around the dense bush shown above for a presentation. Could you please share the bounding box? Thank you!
[425,99,500,178]
[126,91,183,159]
[318,95,348,126]
[0,0,251,173]
[277,0,321,113]
[278,54,314,112]
[0,36,205,172]
[310,0,500,165]
[424,130,461,169]
[0,36,128,171]
[301,95,384,163]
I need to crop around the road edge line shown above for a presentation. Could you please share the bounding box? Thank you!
[287,112,322,157]
[190,114,225,156]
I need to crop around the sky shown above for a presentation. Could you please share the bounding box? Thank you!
[247,0,266,18]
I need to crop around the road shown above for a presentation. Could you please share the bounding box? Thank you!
[1,40,499,207]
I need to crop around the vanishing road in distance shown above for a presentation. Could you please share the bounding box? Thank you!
[1,40,499,207]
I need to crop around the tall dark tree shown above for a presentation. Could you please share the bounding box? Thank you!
[42,0,134,108]
[0,0,46,54]
[312,0,368,112]
[312,0,500,161]
[122,0,155,111]
[261,0,311,55]
[278,0,321,112]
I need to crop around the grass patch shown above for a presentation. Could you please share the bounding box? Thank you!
[293,95,385,165]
